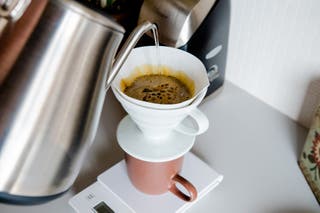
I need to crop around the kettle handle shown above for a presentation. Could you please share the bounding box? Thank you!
[105,21,157,91]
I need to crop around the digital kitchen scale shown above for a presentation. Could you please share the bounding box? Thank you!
[69,152,223,213]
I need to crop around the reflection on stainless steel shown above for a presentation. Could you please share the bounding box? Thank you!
[0,0,152,199]
[139,0,217,47]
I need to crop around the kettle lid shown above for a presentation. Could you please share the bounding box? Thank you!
[58,0,125,33]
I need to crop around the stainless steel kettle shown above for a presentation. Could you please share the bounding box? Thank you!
[0,0,155,203]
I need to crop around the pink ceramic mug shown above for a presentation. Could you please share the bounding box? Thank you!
[125,153,197,202]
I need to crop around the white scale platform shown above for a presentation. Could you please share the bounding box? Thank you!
[69,152,223,213]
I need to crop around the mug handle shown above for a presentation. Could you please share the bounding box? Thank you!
[169,174,197,202]
[174,108,209,136]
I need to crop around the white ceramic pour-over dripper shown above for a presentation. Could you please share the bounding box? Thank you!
[111,46,209,110]
[112,86,209,140]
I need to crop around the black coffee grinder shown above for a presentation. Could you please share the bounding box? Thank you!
[138,0,230,96]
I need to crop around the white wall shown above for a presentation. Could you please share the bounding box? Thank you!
[226,0,320,128]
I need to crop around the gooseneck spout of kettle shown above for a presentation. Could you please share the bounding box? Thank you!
[105,21,157,90]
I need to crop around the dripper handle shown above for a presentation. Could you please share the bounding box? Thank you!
[174,108,210,136]
[105,21,157,91]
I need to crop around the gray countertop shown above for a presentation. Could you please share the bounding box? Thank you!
[0,81,318,212]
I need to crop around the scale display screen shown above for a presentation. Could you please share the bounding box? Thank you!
[93,201,114,213]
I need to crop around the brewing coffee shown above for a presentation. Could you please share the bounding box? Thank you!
[123,74,192,104]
